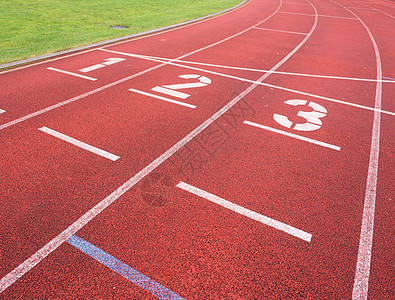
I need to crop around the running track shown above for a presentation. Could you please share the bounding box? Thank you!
[0,0,394,298]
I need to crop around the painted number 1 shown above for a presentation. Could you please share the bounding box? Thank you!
[152,74,211,99]
[273,100,327,131]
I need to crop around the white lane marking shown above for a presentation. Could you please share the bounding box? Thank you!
[176,181,312,242]
[0,109,5,114]
[39,127,120,161]
[244,120,341,151]
[0,2,283,131]
[0,0,319,290]
[112,53,394,83]
[129,88,196,109]
[330,1,384,299]
[278,11,358,19]
[253,26,308,35]
[0,0,250,75]
[79,58,126,73]
[103,50,395,117]
[351,0,395,18]
[151,86,191,99]
[47,67,97,81]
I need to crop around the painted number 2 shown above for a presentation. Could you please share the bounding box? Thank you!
[273,100,327,131]
[152,74,211,99]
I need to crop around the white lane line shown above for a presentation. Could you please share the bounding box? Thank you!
[47,67,97,81]
[129,88,196,109]
[110,52,395,83]
[176,181,312,242]
[151,86,190,99]
[39,127,120,161]
[244,121,341,151]
[102,50,395,117]
[329,1,384,299]
[0,109,5,114]
[278,11,357,19]
[253,26,308,35]
[0,0,318,290]
[0,2,283,132]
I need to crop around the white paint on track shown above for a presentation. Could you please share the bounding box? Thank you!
[243,121,341,151]
[0,109,5,114]
[39,127,120,161]
[102,49,395,117]
[330,1,384,299]
[253,26,308,35]
[278,11,357,19]
[129,88,196,109]
[176,181,312,242]
[0,0,325,292]
[47,67,97,81]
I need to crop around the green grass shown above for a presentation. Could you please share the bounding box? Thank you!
[0,0,242,65]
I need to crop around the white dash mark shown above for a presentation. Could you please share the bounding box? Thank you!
[151,86,190,99]
[39,127,120,161]
[177,181,312,242]
[129,88,196,109]
[243,121,341,151]
[0,109,5,114]
[47,67,97,81]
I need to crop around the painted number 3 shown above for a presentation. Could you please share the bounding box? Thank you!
[273,100,327,131]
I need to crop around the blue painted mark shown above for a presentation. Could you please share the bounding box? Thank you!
[67,235,185,300]
[383,76,395,81]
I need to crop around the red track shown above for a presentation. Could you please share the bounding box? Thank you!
[0,0,394,299]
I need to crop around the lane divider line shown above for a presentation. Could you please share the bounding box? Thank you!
[39,127,120,161]
[102,49,395,117]
[252,26,308,35]
[278,11,358,19]
[129,88,196,109]
[176,181,312,242]
[47,67,97,81]
[0,109,5,114]
[329,1,384,299]
[243,120,341,151]
[66,235,184,300]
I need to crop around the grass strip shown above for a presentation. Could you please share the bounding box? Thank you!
[0,0,242,64]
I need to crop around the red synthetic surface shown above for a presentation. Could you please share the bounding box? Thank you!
[0,0,394,299]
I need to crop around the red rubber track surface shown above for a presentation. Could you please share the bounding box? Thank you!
[0,0,394,299]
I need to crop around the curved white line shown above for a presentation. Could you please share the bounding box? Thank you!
[329,1,384,299]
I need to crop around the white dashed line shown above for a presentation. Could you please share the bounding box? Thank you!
[39,127,120,161]
[47,67,97,81]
